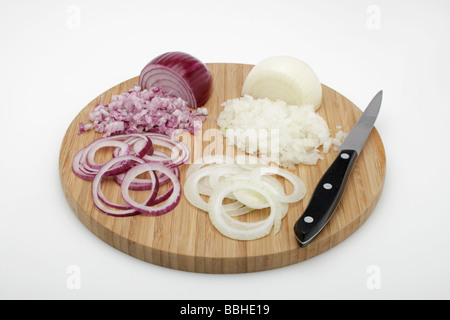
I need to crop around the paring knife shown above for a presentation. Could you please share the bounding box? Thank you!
[294,90,383,247]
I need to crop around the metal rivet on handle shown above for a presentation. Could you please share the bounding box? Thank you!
[341,153,350,159]
[323,183,332,190]
[304,216,314,223]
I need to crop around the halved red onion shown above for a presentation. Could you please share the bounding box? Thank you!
[138,51,213,109]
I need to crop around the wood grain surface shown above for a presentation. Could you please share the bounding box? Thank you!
[59,63,386,273]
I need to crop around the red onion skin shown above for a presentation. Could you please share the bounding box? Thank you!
[139,52,212,108]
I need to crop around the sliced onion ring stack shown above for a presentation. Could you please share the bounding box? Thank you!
[183,156,306,240]
[72,133,189,217]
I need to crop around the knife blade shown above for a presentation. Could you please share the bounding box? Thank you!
[294,90,383,247]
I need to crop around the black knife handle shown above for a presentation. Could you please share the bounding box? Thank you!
[294,149,358,247]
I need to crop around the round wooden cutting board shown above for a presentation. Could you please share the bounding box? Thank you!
[59,63,386,273]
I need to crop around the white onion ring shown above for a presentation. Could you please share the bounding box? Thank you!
[208,179,281,241]
[183,156,306,240]
[183,164,249,214]
[185,155,235,180]
[249,166,306,203]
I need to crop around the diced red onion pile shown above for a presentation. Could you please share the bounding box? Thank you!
[78,85,208,137]
[72,132,190,217]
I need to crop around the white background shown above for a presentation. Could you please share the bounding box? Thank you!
[1,0,449,300]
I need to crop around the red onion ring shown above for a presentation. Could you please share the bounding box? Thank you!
[142,132,190,168]
[92,155,159,217]
[114,135,154,158]
[113,166,180,191]
[121,163,182,216]
[86,140,130,170]
[72,132,189,217]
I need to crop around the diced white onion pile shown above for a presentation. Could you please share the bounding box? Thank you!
[183,155,307,240]
[217,95,346,168]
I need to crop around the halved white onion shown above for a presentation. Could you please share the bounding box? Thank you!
[242,55,323,110]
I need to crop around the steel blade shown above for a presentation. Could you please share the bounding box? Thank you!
[338,90,383,154]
